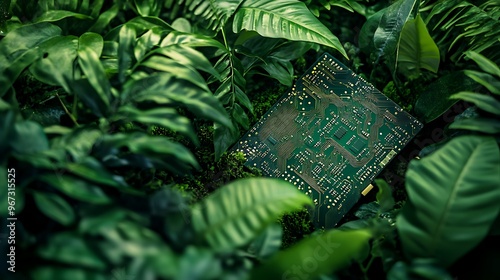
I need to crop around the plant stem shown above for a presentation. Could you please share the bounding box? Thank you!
[56,93,79,127]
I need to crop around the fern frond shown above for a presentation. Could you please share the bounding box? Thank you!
[426,0,500,63]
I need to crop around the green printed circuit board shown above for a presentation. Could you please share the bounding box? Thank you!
[232,53,423,228]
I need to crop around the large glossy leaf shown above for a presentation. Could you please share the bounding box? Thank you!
[0,22,61,96]
[33,191,75,226]
[78,32,104,58]
[247,223,283,259]
[414,71,477,123]
[192,178,312,251]
[397,136,500,267]
[397,14,440,79]
[373,0,418,71]
[251,229,372,280]
[30,35,79,93]
[118,24,136,83]
[233,0,347,58]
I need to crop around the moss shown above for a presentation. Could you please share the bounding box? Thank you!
[279,209,315,248]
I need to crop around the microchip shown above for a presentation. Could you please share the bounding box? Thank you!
[232,53,423,228]
[350,138,365,154]
[334,127,347,139]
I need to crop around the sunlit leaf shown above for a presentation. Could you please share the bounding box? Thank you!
[251,229,372,280]
[192,177,312,251]
[233,0,347,58]
[398,136,500,267]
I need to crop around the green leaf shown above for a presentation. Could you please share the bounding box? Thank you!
[251,229,372,280]
[116,106,198,144]
[29,35,79,93]
[134,0,162,17]
[466,51,500,78]
[232,0,347,58]
[141,55,210,91]
[161,31,226,50]
[0,22,61,55]
[231,103,250,129]
[37,231,107,269]
[78,32,104,58]
[33,191,75,226]
[464,70,500,95]
[415,71,478,123]
[10,121,49,154]
[70,78,108,117]
[397,135,500,267]
[66,157,128,188]
[134,27,162,62]
[375,179,395,213]
[397,14,440,79]
[39,174,112,204]
[247,223,283,259]
[77,45,111,112]
[34,10,93,23]
[88,4,120,33]
[372,0,418,72]
[192,177,312,251]
[0,48,40,98]
[450,91,500,115]
[449,117,500,134]
[129,74,232,129]
[214,121,240,161]
[118,24,136,83]
[152,45,221,79]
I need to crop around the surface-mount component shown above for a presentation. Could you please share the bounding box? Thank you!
[232,53,423,228]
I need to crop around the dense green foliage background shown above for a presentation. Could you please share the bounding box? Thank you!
[1,0,499,279]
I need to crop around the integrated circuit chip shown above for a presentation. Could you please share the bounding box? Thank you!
[232,53,423,228]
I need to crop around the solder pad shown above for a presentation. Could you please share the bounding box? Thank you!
[232,53,423,228]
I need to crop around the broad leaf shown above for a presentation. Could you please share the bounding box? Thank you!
[450,91,500,115]
[397,14,440,79]
[251,229,372,280]
[373,0,418,72]
[30,35,79,93]
[78,32,104,58]
[233,0,347,58]
[192,177,312,251]
[66,157,128,188]
[118,24,136,83]
[397,135,500,267]
[415,71,477,123]
[33,191,75,226]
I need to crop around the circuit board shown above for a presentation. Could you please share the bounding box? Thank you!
[232,53,423,228]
